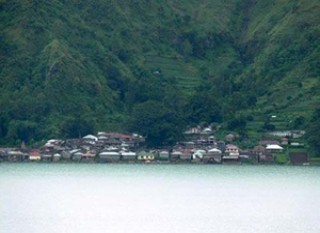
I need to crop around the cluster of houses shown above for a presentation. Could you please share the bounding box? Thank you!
[0,130,309,165]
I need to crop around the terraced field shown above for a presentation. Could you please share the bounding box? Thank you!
[143,55,200,93]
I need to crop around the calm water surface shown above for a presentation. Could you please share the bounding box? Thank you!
[1,164,319,233]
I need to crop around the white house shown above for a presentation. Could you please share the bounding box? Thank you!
[266,144,284,153]
[224,144,240,159]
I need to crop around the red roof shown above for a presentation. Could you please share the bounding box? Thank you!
[99,132,132,140]
[30,150,41,157]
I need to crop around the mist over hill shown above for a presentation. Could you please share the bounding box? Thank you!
[0,0,319,146]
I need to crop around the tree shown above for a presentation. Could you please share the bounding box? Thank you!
[60,117,95,139]
[5,120,37,145]
[187,92,222,124]
[128,101,184,147]
[305,109,320,157]
[0,114,9,139]
[292,116,305,129]
[227,117,247,131]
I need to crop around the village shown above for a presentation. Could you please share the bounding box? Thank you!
[0,124,310,165]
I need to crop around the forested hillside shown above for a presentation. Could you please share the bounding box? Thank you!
[0,0,319,147]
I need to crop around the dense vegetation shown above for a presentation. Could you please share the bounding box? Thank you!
[0,0,319,150]
[305,108,320,156]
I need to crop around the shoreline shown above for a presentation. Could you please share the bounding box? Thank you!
[0,160,314,166]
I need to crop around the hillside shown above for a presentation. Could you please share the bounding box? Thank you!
[0,0,319,146]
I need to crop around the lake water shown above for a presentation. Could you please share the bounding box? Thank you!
[1,164,320,233]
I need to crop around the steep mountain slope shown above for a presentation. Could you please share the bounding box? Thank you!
[235,0,320,130]
[240,0,319,103]
[0,0,319,145]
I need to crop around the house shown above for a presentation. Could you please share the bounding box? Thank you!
[289,152,308,165]
[268,130,306,139]
[137,151,155,162]
[52,153,61,162]
[131,133,145,147]
[280,138,289,146]
[65,139,81,149]
[44,139,64,151]
[47,139,63,145]
[121,151,136,162]
[29,150,41,162]
[203,148,222,163]
[44,142,55,148]
[104,146,119,152]
[239,150,255,163]
[66,149,81,161]
[268,131,292,138]
[223,144,240,163]
[225,144,240,157]
[208,136,215,144]
[158,150,170,160]
[7,150,25,162]
[194,139,207,146]
[61,150,72,160]
[202,127,212,134]
[179,150,192,161]
[171,151,182,161]
[81,150,96,162]
[192,149,206,160]
[179,141,195,149]
[266,144,284,153]
[258,152,274,163]
[225,134,236,142]
[72,151,83,162]
[98,151,121,162]
[0,149,15,161]
[290,142,304,147]
[83,134,98,142]
[252,145,266,155]
[120,142,130,148]
[184,127,201,135]
[191,153,202,163]
[98,135,108,141]
[41,151,53,162]
[251,145,266,161]
[97,132,138,147]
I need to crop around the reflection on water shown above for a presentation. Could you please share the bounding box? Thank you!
[1,164,320,233]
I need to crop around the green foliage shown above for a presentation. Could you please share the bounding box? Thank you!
[227,117,247,131]
[60,117,95,139]
[0,0,319,146]
[292,116,306,129]
[306,109,320,157]
[128,101,184,147]
[262,122,276,131]
[0,114,9,143]
[186,91,222,124]
[6,120,38,144]
[273,153,288,164]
